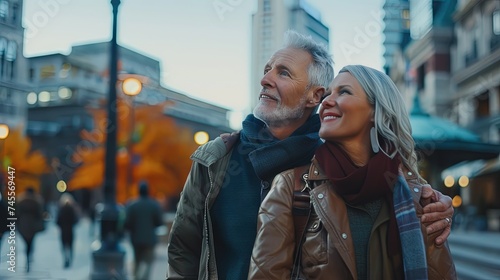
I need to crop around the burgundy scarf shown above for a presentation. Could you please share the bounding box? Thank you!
[315,142,402,257]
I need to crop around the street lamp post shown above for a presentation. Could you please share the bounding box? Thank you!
[122,77,142,198]
[91,0,126,279]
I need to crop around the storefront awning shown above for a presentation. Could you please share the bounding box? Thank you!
[441,156,500,180]
[474,156,500,178]
[410,94,500,166]
[441,159,487,180]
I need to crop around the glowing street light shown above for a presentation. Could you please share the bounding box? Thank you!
[122,77,142,96]
[0,124,9,140]
[194,131,209,145]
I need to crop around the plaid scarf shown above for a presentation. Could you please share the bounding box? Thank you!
[394,175,428,279]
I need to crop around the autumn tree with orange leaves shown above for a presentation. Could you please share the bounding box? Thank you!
[0,127,50,194]
[68,97,199,204]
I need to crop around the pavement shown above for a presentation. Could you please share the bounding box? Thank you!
[0,217,168,280]
[5,216,496,280]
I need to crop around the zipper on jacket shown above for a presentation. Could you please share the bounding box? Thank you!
[204,169,215,280]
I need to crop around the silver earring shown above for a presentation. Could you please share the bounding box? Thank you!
[370,127,379,153]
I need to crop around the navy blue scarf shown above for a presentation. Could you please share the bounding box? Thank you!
[240,114,322,181]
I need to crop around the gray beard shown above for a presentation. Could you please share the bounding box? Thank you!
[253,96,308,128]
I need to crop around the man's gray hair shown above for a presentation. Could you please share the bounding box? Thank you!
[282,30,334,89]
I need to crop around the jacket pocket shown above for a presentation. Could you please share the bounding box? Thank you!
[300,212,328,267]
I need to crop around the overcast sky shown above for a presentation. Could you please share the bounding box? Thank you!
[23,0,385,128]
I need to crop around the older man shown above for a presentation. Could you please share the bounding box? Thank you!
[166,30,453,280]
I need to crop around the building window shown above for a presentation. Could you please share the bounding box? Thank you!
[402,9,410,19]
[40,65,56,79]
[12,3,17,24]
[263,0,271,12]
[493,10,500,50]
[59,63,71,78]
[417,64,425,90]
[71,66,79,77]
[262,29,271,38]
[403,19,410,30]
[494,10,500,35]
[466,40,478,66]
[497,85,500,108]
[261,39,271,49]
[6,40,16,79]
[0,37,5,77]
[0,1,8,21]
[475,92,490,118]
[263,16,271,26]
[29,68,34,82]
[0,92,16,115]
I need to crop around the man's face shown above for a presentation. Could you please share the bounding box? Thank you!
[253,47,313,128]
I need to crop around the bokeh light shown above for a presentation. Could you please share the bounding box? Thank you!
[194,131,209,145]
[58,87,72,99]
[56,180,67,192]
[27,92,37,104]
[444,175,455,188]
[452,195,462,208]
[39,91,51,102]
[458,175,469,187]
[0,124,9,140]
[122,77,142,96]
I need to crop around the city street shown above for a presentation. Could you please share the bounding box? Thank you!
[0,216,167,279]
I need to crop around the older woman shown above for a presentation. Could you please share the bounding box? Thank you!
[249,65,456,279]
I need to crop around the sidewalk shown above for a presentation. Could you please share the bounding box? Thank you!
[0,217,167,279]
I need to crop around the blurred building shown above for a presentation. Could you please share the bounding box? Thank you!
[26,42,232,202]
[386,0,500,230]
[0,0,29,130]
[382,0,411,75]
[27,42,231,137]
[406,0,457,116]
[451,0,500,144]
[250,0,330,112]
[447,0,500,230]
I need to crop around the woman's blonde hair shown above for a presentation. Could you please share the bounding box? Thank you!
[339,65,420,179]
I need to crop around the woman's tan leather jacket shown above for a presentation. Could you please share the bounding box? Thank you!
[249,159,457,280]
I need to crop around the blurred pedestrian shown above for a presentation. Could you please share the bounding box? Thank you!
[125,181,163,280]
[17,187,45,272]
[56,193,79,268]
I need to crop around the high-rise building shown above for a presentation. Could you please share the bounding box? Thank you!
[382,0,411,75]
[0,0,29,130]
[249,0,329,112]
[402,0,457,116]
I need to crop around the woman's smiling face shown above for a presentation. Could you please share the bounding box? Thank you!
[319,71,374,145]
